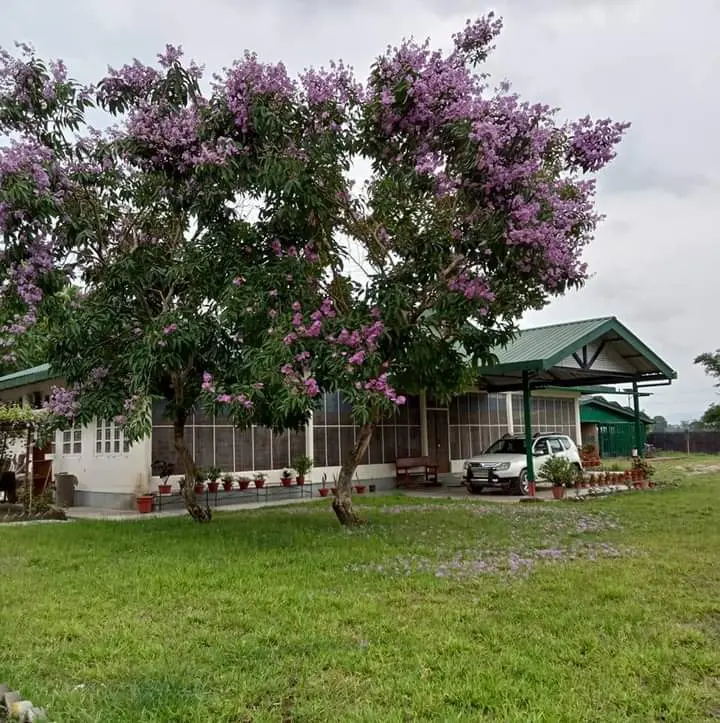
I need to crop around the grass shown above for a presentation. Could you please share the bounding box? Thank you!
[1,457,719,722]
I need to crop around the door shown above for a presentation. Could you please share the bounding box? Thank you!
[427,410,450,473]
[32,442,53,493]
[532,437,552,480]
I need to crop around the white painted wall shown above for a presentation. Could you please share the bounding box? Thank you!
[53,419,152,495]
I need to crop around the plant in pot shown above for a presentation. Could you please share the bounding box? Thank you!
[573,468,584,490]
[353,471,366,495]
[222,473,235,492]
[330,473,338,496]
[238,476,251,490]
[281,469,293,487]
[254,472,266,489]
[152,460,174,495]
[542,456,575,500]
[292,455,313,486]
[134,474,154,514]
[194,469,206,495]
[207,466,221,493]
[318,472,329,497]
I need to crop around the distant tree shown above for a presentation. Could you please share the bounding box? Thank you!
[651,415,668,433]
[700,404,720,430]
[695,350,720,385]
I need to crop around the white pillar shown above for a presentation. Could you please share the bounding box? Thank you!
[420,391,429,456]
[305,411,314,465]
[574,396,582,447]
[505,393,514,434]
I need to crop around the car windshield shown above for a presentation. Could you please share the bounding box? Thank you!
[485,438,527,455]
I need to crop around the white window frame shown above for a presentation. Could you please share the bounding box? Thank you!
[62,426,82,456]
[96,420,130,456]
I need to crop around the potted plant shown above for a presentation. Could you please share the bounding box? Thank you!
[238,476,251,491]
[134,475,154,513]
[292,455,313,486]
[207,466,221,493]
[222,473,235,492]
[152,460,174,495]
[254,472,266,489]
[193,468,206,495]
[281,469,293,487]
[542,456,575,500]
[573,468,584,490]
[318,472,329,497]
[135,494,154,513]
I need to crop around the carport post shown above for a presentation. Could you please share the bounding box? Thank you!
[632,381,643,457]
[522,371,536,496]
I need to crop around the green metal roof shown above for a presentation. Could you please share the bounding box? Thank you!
[490,317,613,370]
[0,363,53,392]
[580,395,653,424]
[483,316,677,381]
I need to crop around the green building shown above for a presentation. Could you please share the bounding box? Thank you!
[580,396,653,458]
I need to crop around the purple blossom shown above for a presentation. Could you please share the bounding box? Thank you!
[162,323,178,335]
[43,386,79,420]
[201,372,214,392]
[304,377,320,397]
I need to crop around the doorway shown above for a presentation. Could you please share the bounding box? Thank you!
[427,409,450,473]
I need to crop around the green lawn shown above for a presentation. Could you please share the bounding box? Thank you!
[1,457,719,722]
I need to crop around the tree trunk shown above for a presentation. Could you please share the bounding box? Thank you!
[332,422,375,526]
[173,412,212,523]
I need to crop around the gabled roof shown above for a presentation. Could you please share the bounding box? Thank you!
[580,395,653,424]
[0,363,53,392]
[480,316,676,391]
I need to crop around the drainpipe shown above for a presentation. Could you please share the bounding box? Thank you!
[522,371,535,496]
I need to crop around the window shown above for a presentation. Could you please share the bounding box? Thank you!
[62,427,82,455]
[534,439,550,456]
[559,437,572,450]
[96,420,130,455]
[548,438,564,454]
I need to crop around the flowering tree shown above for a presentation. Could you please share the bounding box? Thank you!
[0,44,342,520]
[0,15,627,525]
[206,15,629,524]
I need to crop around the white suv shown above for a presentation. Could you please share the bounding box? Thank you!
[463,433,582,496]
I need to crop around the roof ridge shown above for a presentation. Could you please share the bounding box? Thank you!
[517,316,615,333]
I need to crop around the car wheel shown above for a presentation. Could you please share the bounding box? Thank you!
[513,469,529,496]
[468,484,484,495]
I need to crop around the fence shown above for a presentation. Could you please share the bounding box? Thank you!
[648,431,720,454]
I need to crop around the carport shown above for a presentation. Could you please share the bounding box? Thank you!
[479,317,676,494]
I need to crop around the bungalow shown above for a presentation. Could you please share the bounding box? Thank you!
[0,316,676,508]
[580,395,654,458]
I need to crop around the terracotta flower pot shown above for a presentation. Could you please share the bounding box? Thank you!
[318,488,329,497]
[194,483,205,495]
[296,475,305,486]
[354,485,366,494]
[281,478,292,487]
[158,484,172,495]
[254,479,265,489]
[239,479,251,490]
[551,485,565,500]
[136,494,154,514]
[208,481,220,493]
[223,482,234,492]
[330,487,337,495]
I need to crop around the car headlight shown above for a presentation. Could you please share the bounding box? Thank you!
[494,462,510,471]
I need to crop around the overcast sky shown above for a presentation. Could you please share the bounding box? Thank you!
[3,0,717,422]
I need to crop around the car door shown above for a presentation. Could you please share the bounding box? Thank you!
[548,437,565,460]
[532,438,553,480]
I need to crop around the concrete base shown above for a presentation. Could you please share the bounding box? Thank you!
[74,490,136,510]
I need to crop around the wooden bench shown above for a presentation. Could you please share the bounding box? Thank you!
[395,456,440,487]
